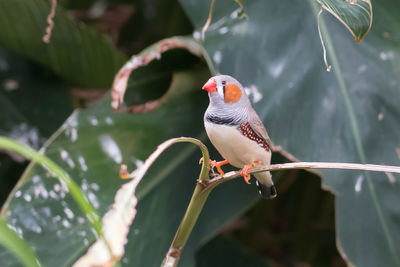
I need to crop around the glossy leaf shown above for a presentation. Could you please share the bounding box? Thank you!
[0,137,103,239]
[0,218,42,267]
[317,0,372,42]
[1,37,261,267]
[179,0,400,266]
[0,0,126,87]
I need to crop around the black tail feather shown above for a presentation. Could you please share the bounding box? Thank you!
[256,180,277,199]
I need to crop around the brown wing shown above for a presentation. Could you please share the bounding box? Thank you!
[246,108,274,150]
[239,121,271,152]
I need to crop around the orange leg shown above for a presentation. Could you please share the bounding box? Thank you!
[199,157,229,175]
[240,162,259,184]
[211,159,229,175]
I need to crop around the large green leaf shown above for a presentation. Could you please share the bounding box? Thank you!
[0,0,126,87]
[179,0,400,266]
[0,37,261,266]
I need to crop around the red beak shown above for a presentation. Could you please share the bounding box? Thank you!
[202,78,216,92]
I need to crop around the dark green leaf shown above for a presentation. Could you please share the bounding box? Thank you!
[179,0,400,266]
[220,167,341,266]
[118,0,194,52]
[0,0,126,87]
[0,47,73,205]
[0,137,103,242]
[0,48,73,148]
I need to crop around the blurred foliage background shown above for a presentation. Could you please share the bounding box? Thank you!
[1,0,399,266]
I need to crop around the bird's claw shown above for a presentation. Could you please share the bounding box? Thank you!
[210,160,224,175]
[240,162,258,184]
[242,172,251,184]
[199,157,229,176]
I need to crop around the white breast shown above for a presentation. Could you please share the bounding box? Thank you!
[204,121,271,168]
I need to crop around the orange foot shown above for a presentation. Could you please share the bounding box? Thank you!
[240,162,259,184]
[199,157,229,175]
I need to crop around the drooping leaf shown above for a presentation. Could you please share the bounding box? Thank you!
[0,37,261,267]
[179,0,400,266]
[73,169,141,267]
[0,0,126,87]
[317,0,372,42]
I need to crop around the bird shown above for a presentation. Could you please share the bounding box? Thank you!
[202,74,277,199]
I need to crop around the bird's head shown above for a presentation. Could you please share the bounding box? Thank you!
[202,75,250,108]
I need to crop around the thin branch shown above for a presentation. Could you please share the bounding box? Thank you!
[43,0,57,44]
[206,162,400,189]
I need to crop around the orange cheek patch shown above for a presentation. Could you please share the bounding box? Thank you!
[224,83,242,103]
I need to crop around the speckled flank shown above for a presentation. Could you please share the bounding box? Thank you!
[239,122,271,152]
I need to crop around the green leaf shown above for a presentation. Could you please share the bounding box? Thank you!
[0,0,126,87]
[317,0,372,42]
[179,0,400,266]
[0,48,73,148]
[0,47,74,205]
[0,218,42,267]
[0,137,103,238]
[1,37,260,267]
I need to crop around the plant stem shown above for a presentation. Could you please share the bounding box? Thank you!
[162,182,212,267]
[161,140,211,267]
